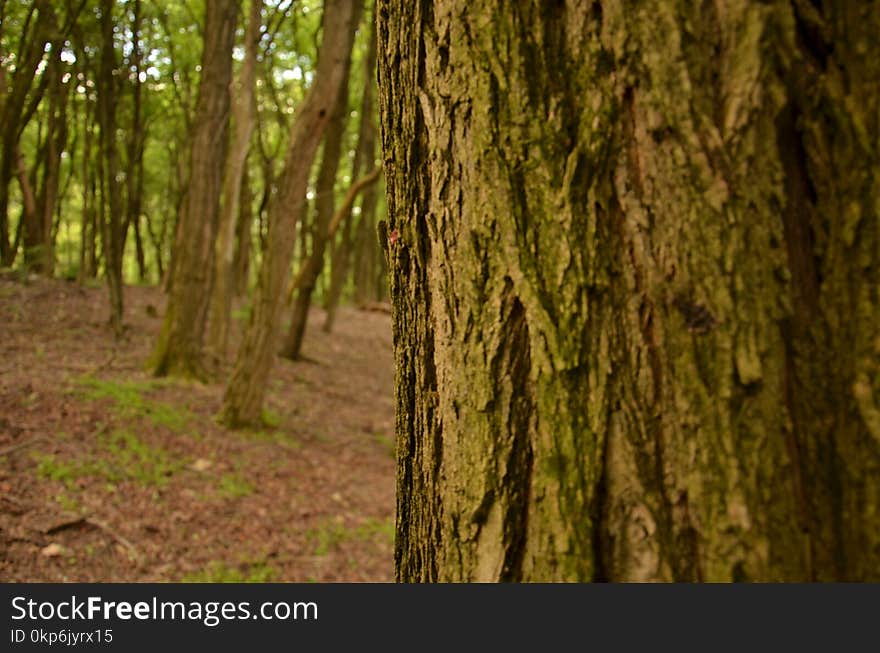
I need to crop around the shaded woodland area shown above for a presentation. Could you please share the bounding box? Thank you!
[3,0,880,584]
[1,0,394,582]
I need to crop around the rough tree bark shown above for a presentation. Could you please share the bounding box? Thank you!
[378,1,880,581]
[207,0,263,361]
[220,0,360,427]
[148,0,238,378]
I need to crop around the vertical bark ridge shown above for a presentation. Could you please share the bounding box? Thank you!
[381,0,880,581]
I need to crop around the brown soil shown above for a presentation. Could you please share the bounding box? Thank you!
[0,275,395,582]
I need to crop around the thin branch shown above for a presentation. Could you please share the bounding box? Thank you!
[285,166,382,303]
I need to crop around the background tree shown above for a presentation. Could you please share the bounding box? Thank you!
[323,1,379,332]
[280,0,361,360]
[148,0,238,377]
[0,0,56,267]
[0,0,390,352]
[378,1,880,581]
[221,0,360,426]
[348,9,384,309]
[96,0,126,334]
[207,0,263,361]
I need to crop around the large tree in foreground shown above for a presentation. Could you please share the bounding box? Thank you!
[378,1,880,581]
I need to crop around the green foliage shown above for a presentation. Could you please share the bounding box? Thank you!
[217,472,254,499]
[54,491,83,514]
[1,0,386,288]
[306,517,393,556]
[34,428,184,489]
[238,428,302,451]
[73,376,194,433]
[231,304,251,322]
[260,407,282,429]
[35,454,90,489]
[373,432,395,459]
[181,559,276,583]
[101,428,183,486]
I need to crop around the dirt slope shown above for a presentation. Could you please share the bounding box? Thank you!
[0,276,395,582]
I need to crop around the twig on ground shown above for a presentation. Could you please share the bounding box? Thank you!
[43,514,143,563]
[0,436,45,457]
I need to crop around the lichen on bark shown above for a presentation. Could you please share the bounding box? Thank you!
[379,0,880,581]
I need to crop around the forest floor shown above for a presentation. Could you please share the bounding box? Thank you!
[0,274,396,582]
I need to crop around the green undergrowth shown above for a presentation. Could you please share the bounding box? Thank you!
[260,408,282,429]
[72,375,197,435]
[231,304,251,323]
[181,558,276,583]
[307,517,394,556]
[216,472,254,499]
[373,432,396,459]
[237,427,302,451]
[34,428,185,489]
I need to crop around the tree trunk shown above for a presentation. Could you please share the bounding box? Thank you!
[378,1,880,581]
[15,145,39,266]
[78,96,96,282]
[207,0,262,362]
[97,0,125,335]
[220,0,360,427]
[125,0,147,282]
[324,5,379,332]
[148,0,238,378]
[233,166,253,297]
[280,6,360,360]
[322,201,354,332]
[31,47,70,276]
[0,0,55,267]
[284,165,382,351]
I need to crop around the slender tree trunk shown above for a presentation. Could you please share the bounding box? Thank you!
[233,167,253,297]
[351,12,382,307]
[15,145,38,266]
[324,194,360,319]
[322,194,354,331]
[125,0,146,282]
[148,0,238,378]
[379,1,880,581]
[221,0,360,427]
[280,5,360,360]
[31,48,70,276]
[78,95,94,281]
[0,0,56,267]
[207,0,262,362]
[324,4,378,332]
[352,183,382,304]
[97,0,124,334]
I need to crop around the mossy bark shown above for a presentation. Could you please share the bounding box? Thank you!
[378,0,880,581]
